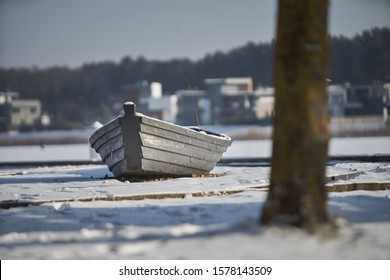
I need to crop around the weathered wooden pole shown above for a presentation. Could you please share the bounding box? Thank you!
[260,0,331,230]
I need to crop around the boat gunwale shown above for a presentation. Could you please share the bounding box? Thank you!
[89,116,122,147]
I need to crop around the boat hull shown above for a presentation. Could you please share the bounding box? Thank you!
[89,102,232,177]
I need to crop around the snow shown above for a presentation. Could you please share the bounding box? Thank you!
[1,159,389,259]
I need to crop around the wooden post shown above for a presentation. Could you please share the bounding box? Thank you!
[260,0,331,230]
[123,102,136,116]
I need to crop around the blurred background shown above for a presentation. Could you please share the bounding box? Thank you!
[0,0,389,162]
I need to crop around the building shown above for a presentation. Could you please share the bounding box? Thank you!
[204,77,256,124]
[175,90,209,126]
[253,87,275,123]
[10,99,42,128]
[120,81,162,110]
[0,91,43,131]
[148,95,178,124]
[112,81,181,123]
[109,81,164,118]
[327,84,347,118]
[327,83,388,121]
[0,91,17,131]
[344,84,385,117]
[112,79,389,127]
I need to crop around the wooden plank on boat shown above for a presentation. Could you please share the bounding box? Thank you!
[110,159,127,177]
[90,126,123,151]
[141,158,208,175]
[141,146,215,171]
[140,132,224,162]
[140,123,228,152]
[140,115,231,146]
[110,158,207,177]
[96,134,123,160]
[103,147,125,169]
[89,118,121,146]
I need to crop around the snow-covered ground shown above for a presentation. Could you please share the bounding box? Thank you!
[0,160,389,259]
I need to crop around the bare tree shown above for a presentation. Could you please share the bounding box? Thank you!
[260,0,331,231]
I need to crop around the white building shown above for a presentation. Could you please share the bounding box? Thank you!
[175,90,210,126]
[148,95,178,124]
[253,87,275,120]
[204,77,255,124]
[11,99,42,127]
[0,91,44,131]
[327,85,347,117]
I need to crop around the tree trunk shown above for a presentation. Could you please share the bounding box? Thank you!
[260,0,331,230]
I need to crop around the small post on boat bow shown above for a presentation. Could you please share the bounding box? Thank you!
[123,102,136,116]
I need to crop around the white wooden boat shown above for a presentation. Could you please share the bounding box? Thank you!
[89,102,232,177]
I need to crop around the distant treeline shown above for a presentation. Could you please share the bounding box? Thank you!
[0,27,389,129]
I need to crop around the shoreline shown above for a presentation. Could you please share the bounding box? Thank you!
[0,124,389,146]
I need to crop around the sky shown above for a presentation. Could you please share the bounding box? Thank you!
[0,0,389,69]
